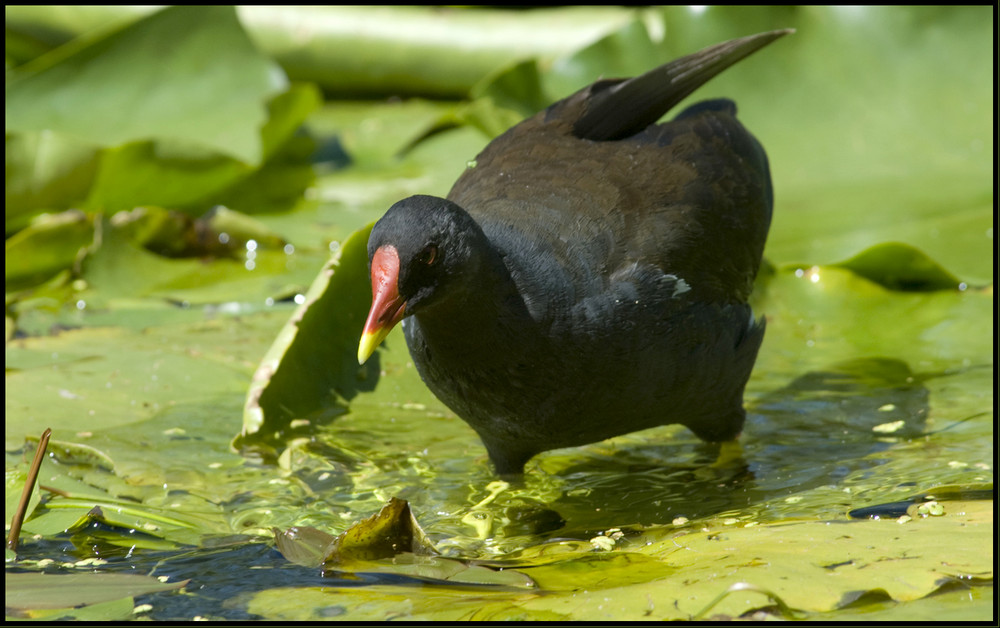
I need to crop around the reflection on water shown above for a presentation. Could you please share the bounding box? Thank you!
[280,356,940,551]
[470,357,932,540]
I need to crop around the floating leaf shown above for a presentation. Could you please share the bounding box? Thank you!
[323,497,437,564]
[5,572,188,612]
[13,596,138,622]
[274,498,536,589]
[831,241,963,291]
[353,553,538,589]
[248,496,992,620]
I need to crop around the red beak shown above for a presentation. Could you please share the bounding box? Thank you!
[358,245,407,364]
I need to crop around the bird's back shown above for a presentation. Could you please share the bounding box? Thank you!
[447,97,772,327]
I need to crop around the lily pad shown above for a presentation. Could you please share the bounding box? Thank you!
[3,131,99,232]
[5,6,283,165]
[238,223,379,455]
[830,241,964,291]
[6,572,188,615]
[4,210,93,291]
[322,497,437,564]
[248,498,992,621]
[274,497,436,568]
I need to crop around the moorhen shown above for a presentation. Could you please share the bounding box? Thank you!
[358,30,789,474]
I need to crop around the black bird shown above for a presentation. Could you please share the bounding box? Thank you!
[358,30,790,474]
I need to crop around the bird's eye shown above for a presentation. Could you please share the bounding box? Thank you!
[418,244,438,266]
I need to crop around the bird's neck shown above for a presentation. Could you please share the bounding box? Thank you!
[409,250,539,357]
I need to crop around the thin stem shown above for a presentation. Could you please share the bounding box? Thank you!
[7,428,52,552]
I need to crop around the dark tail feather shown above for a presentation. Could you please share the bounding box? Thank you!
[572,29,793,141]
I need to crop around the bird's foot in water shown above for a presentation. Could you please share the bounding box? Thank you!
[693,438,750,483]
[713,438,746,468]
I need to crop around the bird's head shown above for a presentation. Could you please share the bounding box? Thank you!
[358,195,487,364]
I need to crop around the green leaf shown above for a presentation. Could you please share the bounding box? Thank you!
[4,313,267,449]
[84,140,251,213]
[238,224,379,451]
[78,217,204,304]
[5,572,187,612]
[621,501,993,617]
[757,266,993,372]
[80,84,320,215]
[451,97,525,142]
[830,241,963,291]
[4,131,99,231]
[273,525,339,568]
[248,500,992,620]
[471,59,548,121]
[5,466,43,532]
[205,83,322,216]
[306,99,456,168]
[543,16,672,100]
[3,7,150,64]
[741,6,993,283]
[5,6,645,97]
[5,6,284,165]
[4,211,93,290]
[14,596,138,621]
[236,6,640,98]
[322,497,437,564]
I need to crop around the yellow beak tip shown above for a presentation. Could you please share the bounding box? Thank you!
[357,330,387,365]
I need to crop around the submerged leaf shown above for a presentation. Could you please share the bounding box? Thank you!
[273,525,339,568]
